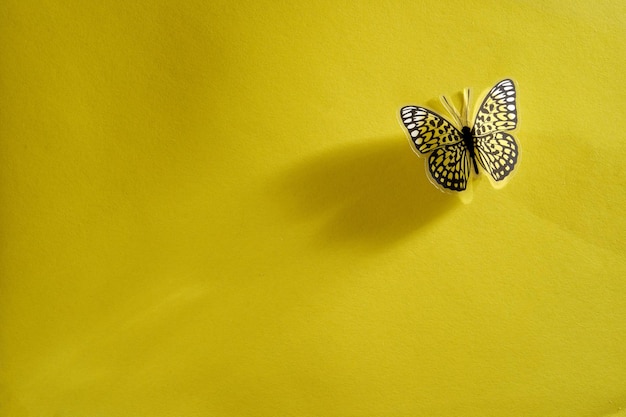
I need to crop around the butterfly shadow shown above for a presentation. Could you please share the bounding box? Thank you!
[273,135,459,250]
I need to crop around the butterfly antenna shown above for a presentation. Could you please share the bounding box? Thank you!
[462,88,471,127]
[440,95,462,128]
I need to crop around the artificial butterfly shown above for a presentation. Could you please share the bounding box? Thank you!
[399,79,520,192]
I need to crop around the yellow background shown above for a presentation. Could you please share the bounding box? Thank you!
[1,1,625,416]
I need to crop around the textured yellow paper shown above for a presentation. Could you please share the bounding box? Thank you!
[1,1,625,416]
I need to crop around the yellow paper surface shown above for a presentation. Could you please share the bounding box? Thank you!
[1,1,625,416]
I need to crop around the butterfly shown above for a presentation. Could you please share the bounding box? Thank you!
[399,79,520,192]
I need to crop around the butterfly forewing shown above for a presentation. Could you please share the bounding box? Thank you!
[427,142,471,191]
[400,106,462,154]
[473,79,518,137]
[473,132,519,182]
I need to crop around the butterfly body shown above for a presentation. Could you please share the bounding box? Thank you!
[400,79,520,192]
[461,125,480,175]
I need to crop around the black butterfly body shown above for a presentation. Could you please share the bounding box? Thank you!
[400,79,520,192]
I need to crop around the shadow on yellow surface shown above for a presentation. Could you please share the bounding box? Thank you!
[275,136,458,249]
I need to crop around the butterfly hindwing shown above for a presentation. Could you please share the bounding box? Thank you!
[400,106,462,154]
[427,141,471,192]
[473,79,518,137]
[473,132,519,182]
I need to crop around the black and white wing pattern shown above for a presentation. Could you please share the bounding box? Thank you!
[400,106,462,153]
[473,79,518,136]
[473,132,519,182]
[427,142,471,191]
[472,79,520,182]
[400,106,470,191]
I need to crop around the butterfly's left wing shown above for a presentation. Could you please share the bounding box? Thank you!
[472,79,520,184]
[400,105,470,192]
[400,106,462,154]
[428,142,471,192]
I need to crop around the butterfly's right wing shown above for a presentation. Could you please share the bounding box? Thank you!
[400,106,470,191]
[400,106,463,153]
[471,79,520,185]
[472,79,518,136]
[473,132,519,182]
